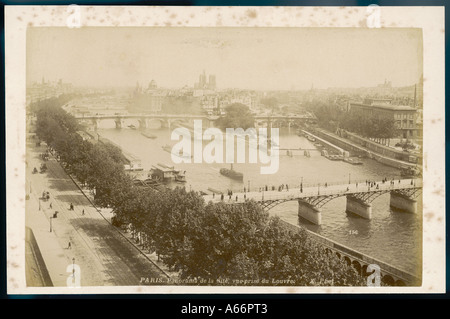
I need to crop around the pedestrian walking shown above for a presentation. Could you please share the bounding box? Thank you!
[82,209,85,215]
[67,241,72,250]
[49,202,52,209]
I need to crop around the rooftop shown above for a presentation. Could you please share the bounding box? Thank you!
[350,102,416,111]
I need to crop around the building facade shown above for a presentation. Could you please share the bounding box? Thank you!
[349,98,419,139]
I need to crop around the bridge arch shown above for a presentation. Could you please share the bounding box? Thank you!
[146,118,168,129]
[343,256,352,266]
[351,260,362,275]
[121,118,140,128]
[395,279,406,286]
[381,274,395,286]
[94,118,118,129]
[170,118,193,129]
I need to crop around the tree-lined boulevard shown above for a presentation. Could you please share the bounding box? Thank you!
[27,96,369,286]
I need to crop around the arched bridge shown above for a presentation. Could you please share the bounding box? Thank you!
[74,113,219,130]
[74,113,316,130]
[203,178,422,225]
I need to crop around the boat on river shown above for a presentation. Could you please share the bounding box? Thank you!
[148,163,187,183]
[343,157,363,165]
[162,144,192,160]
[141,132,157,139]
[220,164,243,181]
[400,166,422,178]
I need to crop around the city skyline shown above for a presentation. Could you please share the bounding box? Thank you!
[27,27,422,91]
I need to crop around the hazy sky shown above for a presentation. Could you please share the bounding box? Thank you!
[27,27,422,90]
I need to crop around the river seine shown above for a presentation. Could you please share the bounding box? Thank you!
[95,120,422,277]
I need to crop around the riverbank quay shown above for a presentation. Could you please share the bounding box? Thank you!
[278,220,421,286]
[25,139,170,288]
[306,128,420,170]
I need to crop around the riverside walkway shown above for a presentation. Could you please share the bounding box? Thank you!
[25,139,169,287]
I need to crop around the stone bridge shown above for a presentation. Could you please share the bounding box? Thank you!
[203,178,422,225]
[74,113,316,130]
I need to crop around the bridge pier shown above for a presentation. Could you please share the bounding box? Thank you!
[91,119,99,131]
[346,195,372,219]
[390,191,417,213]
[138,118,148,130]
[114,118,123,129]
[298,200,322,225]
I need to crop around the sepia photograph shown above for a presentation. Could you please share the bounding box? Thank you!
[5,5,445,294]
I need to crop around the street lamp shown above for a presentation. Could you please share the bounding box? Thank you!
[49,217,53,232]
[248,180,250,192]
[318,183,320,195]
[300,177,303,193]
[38,197,41,211]
[348,173,351,184]
[72,257,75,277]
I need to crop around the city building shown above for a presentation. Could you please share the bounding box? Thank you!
[194,71,216,90]
[27,78,74,107]
[349,98,419,139]
[130,81,163,113]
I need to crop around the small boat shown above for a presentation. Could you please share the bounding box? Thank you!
[128,124,137,130]
[141,132,157,139]
[162,145,172,153]
[174,170,187,183]
[343,157,363,165]
[400,166,422,178]
[220,164,243,181]
[306,135,316,142]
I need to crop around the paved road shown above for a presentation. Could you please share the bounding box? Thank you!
[26,140,169,287]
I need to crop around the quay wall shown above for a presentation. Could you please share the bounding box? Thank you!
[277,219,420,285]
[311,129,419,170]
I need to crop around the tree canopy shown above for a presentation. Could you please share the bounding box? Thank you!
[34,97,367,287]
[216,103,255,130]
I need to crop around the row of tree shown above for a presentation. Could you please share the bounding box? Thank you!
[312,103,398,141]
[34,99,365,286]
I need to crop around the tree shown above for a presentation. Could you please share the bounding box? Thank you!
[216,103,255,130]
[260,97,278,113]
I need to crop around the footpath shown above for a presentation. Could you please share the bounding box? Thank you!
[25,138,173,288]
